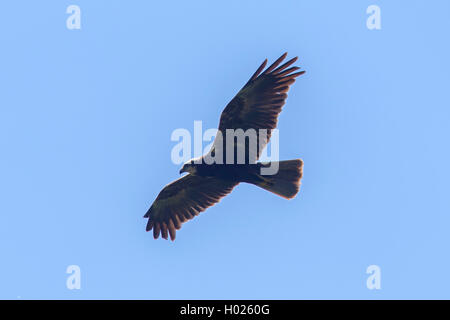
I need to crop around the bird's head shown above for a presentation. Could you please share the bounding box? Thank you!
[179,159,197,174]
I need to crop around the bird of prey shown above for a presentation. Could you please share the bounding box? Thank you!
[145,53,305,241]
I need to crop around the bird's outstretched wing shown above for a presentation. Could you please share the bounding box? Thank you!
[209,53,305,163]
[144,174,238,241]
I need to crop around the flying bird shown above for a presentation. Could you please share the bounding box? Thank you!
[145,53,305,240]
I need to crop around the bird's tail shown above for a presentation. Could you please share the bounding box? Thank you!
[251,159,303,199]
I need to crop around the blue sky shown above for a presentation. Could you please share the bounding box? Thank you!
[1,1,449,299]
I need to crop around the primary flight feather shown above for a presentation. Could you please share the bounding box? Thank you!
[144,53,305,241]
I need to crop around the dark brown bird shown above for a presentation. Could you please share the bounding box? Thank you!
[145,53,305,241]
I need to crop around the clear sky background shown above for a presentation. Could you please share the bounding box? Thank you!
[1,1,449,299]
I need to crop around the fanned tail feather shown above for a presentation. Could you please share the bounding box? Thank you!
[252,159,303,199]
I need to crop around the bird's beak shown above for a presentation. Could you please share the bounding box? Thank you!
[179,167,185,174]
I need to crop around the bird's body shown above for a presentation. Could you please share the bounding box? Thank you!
[145,53,306,241]
[188,163,261,184]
